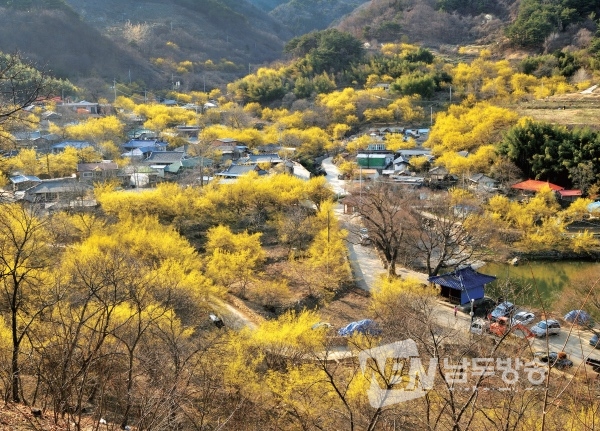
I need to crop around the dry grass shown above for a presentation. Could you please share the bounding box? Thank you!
[512,91,600,128]
[318,286,372,330]
[0,403,121,431]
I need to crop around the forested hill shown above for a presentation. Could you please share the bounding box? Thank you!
[0,0,292,93]
[2,0,598,98]
[336,0,600,52]
[266,0,369,37]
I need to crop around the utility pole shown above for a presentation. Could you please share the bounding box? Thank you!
[113,79,117,103]
[359,166,362,203]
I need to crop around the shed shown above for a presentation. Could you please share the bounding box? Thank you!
[9,174,41,191]
[557,189,582,202]
[428,266,496,305]
[356,153,392,169]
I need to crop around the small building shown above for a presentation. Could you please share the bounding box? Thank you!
[142,151,186,167]
[175,125,200,138]
[127,129,158,140]
[164,157,207,176]
[122,139,167,152]
[355,168,379,181]
[209,138,247,161]
[13,130,42,147]
[23,177,92,204]
[392,156,411,174]
[469,173,498,192]
[427,166,452,182]
[59,100,100,115]
[237,153,284,165]
[215,164,267,179]
[557,189,582,202]
[396,148,433,158]
[428,266,497,305]
[292,162,311,180]
[9,174,41,191]
[256,143,282,154]
[118,165,160,188]
[356,153,393,169]
[77,162,119,182]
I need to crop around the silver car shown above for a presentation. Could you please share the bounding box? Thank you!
[530,319,561,337]
[511,311,535,326]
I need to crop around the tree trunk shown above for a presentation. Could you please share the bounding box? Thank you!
[11,304,20,403]
[11,347,20,403]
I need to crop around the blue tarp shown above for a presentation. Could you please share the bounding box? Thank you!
[564,310,592,325]
[588,201,600,212]
[337,319,381,336]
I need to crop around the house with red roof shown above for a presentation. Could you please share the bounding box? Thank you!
[511,179,564,192]
[511,180,582,203]
[557,189,583,202]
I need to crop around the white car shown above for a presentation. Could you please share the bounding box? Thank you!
[470,319,489,335]
[530,319,561,337]
[511,311,535,326]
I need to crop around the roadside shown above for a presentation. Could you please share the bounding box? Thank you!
[321,157,600,372]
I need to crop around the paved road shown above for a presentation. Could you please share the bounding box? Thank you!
[322,157,347,195]
[321,157,600,370]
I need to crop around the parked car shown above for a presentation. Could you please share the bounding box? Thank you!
[359,228,371,246]
[534,351,573,370]
[586,356,600,373]
[530,319,561,337]
[460,297,496,318]
[511,311,535,326]
[488,301,515,321]
[590,333,600,349]
[470,318,490,335]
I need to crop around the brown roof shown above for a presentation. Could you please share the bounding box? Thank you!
[511,180,564,192]
[558,189,582,197]
[77,162,119,172]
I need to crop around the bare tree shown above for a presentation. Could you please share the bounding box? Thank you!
[345,182,416,277]
[404,196,494,276]
[0,204,54,403]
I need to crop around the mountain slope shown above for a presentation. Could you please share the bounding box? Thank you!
[269,0,369,36]
[0,7,161,84]
[336,0,517,47]
[0,0,292,94]
[63,0,292,87]
[246,0,289,12]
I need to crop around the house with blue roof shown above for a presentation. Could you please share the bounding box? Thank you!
[121,140,168,160]
[428,265,496,305]
[122,139,167,151]
[9,174,41,191]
